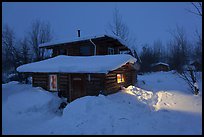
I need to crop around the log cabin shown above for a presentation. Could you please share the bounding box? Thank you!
[151,62,170,72]
[39,34,132,57]
[17,34,140,102]
[17,55,138,102]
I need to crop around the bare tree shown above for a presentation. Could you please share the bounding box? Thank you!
[107,7,139,57]
[167,26,189,72]
[187,2,202,17]
[178,66,199,95]
[2,24,24,83]
[20,37,31,65]
[189,33,202,71]
[152,39,165,62]
[107,8,129,41]
[139,45,157,72]
[28,20,53,61]
[186,2,202,71]
[2,25,17,72]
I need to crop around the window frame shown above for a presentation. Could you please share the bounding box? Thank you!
[117,73,125,83]
[80,45,91,56]
[49,74,58,91]
[108,47,114,55]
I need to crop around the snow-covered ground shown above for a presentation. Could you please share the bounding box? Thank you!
[2,71,202,135]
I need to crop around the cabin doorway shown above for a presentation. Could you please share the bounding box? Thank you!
[71,75,85,101]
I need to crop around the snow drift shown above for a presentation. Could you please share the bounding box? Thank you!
[2,71,202,135]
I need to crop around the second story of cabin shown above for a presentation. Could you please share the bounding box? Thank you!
[39,34,132,57]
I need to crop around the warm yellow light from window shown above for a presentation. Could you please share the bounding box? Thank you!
[117,74,124,83]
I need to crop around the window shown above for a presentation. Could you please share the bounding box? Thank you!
[117,74,125,83]
[108,47,114,55]
[49,75,57,91]
[80,46,91,55]
[59,49,67,55]
[119,50,129,54]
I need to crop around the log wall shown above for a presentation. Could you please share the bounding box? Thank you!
[32,73,49,90]
[31,63,137,102]
[104,63,137,95]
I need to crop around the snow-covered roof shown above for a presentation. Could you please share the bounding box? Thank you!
[39,34,128,48]
[151,62,169,67]
[17,54,137,74]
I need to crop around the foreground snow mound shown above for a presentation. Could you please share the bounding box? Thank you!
[2,82,63,134]
[4,89,61,116]
[3,82,62,117]
[35,93,154,135]
[2,71,202,135]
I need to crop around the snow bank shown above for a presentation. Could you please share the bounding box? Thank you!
[17,54,136,73]
[123,85,154,105]
[4,89,61,116]
[34,92,154,135]
[2,82,63,134]
[2,71,202,135]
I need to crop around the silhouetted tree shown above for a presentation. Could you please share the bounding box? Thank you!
[108,7,129,41]
[2,24,24,83]
[2,25,19,72]
[19,37,31,65]
[152,39,166,62]
[179,66,199,95]
[28,20,53,61]
[167,26,189,73]
[187,2,202,17]
[107,7,138,58]
[139,45,157,72]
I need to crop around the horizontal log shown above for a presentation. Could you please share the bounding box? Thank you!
[105,85,120,92]
[59,81,68,84]
[108,70,125,74]
[33,83,47,86]
[105,82,119,88]
[33,77,48,80]
[59,85,68,88]
[105,76,116,80]
[105,79,116,84]
[33,77,48,81]
[33,75,48,78]
[59,76,68,79]
[33,73,48,76]
[106,73,116,77]
[59,78,68,80]
[33,81,47,84]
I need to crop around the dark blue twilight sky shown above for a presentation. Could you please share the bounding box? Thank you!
[2,2,202,51]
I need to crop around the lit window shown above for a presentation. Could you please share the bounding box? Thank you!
[117,74,125,83]
[49,75,57,91]
[108,47,114,55]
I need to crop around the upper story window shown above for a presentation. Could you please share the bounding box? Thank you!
[108,47,114,55]
[59,49,67,55]
[119,50,129,54]
[80,45,91,55]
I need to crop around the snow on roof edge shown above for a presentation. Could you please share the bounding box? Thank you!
[151,62,169,67]
[39,34,129,48]
[17,54,137,74]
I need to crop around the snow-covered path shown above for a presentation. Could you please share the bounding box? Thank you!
[2,71,202,135]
